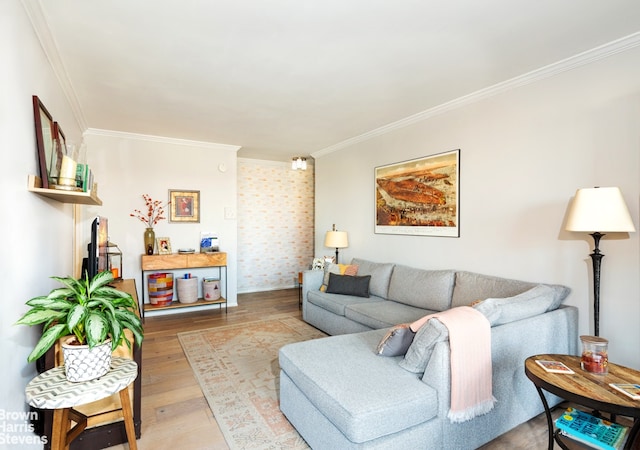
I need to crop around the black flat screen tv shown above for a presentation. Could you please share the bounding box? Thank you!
[82,216,108,279]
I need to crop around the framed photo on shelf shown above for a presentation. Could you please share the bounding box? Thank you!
[156,237,172,254]
[169,190,200,223]
[375,149,460,237]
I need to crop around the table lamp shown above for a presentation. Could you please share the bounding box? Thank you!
[565,186,636,336]
[324,224,348,264]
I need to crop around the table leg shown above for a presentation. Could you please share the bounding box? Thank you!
[51,408,70,450]
[533,385,555,450]
[119,387,138,450]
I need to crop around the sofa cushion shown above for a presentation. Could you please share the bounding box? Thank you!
[326,273,371,298]
[307,290,383,317]
[345,301,436,329]
[320,263,359,291]
[351,258,395,299]
[279,329,438,443]
[376,324,416,356]
[399,318,449,374]
[388,266,455,311]
[474,284,564,326]
[450,271,538,308]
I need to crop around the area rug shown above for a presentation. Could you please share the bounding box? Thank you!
[177,316,327,450]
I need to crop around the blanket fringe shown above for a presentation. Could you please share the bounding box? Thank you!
[447,397,497,423]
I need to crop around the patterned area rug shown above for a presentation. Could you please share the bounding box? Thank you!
[178,317,326,450]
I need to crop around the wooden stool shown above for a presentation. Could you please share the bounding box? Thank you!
[26,357,138,450]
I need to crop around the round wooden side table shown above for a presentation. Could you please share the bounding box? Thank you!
[525,354,640,450]
[26,357,138,450]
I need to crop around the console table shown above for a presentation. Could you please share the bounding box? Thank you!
[141,252,227,317]
[525,354,640,449]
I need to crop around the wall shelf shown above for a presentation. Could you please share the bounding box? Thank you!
[28,175,102,206]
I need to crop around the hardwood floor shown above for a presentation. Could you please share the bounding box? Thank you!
[105,288,586,449]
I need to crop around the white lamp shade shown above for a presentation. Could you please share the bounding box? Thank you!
[324,231,348,248]
[565,187,636,233]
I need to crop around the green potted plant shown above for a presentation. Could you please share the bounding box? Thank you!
[16,270,144,382]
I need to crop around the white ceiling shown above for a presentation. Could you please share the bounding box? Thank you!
[26,0,640,161]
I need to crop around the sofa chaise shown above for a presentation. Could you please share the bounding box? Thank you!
[279,258,578,449]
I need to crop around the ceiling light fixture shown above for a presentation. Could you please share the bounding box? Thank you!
[291,157,307,171]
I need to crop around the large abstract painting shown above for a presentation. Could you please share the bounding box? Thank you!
[375,149,460,237]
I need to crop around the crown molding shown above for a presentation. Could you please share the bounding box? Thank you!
[238,157,314,168]
[84,128,242,151]
[312,32,640,159]
[21,0,87,130]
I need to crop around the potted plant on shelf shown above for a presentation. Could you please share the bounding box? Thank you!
[16,270,144,382]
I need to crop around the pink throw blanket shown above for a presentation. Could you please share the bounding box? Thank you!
[410,306,496,423]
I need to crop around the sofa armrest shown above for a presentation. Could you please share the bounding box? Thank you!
[302,270,324,302]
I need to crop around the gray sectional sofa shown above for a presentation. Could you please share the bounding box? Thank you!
[279,258,579,449]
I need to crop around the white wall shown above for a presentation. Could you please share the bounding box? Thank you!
[314,47,640,368]
[81,131,240,311]
[237,158,315,293]
[1,1,81,447]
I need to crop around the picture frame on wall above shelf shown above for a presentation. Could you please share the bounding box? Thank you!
[156,237,172,255]
[169,190,200,223]
[32,95,55,189]
[375,149,460,237]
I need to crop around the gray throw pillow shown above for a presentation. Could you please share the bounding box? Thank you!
[326,273,371,297]
[376,324,416,356]
[475,284,558,326]
[399,318,449,374]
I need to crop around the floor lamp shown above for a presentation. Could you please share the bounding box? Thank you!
[565,187,636,336]
[324,224,348,264]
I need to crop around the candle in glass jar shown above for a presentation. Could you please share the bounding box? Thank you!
[58,155,77,186]
[580,335,608,374]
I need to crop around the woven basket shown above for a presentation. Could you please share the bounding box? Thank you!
[177,277,198,304]
[148,272,174,306]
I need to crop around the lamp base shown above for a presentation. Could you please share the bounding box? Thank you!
[589,232,604,337]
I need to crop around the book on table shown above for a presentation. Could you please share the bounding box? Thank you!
[609,383,640,400]
[555,407,628,450]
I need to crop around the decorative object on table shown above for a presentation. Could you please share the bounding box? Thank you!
[156,236,172,255]
[148,272,174,306]
[106,240,123,279]
[177,275,198,303]
[200,231,219,252]
[178,248,195,254]
[203,277,221,301]
[291,156,307,170]
[555,406,628,450]
[565,186,636,336]
[324,224,348,264]
[144,227,155,255]
[609,383,640,400]
[580,335,609,374]
[15,271,143,382]
[375,149,460,237]
[534,359,575,374]
[130,194,169,255]
[169,189,200,223]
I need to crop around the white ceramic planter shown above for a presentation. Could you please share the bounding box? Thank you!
[61,337,112,382]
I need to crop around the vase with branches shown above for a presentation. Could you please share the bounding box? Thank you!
[131,194,169,255]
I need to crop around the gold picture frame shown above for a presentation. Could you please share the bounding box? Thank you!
[169,190,200,223]
[156,237,172,254]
